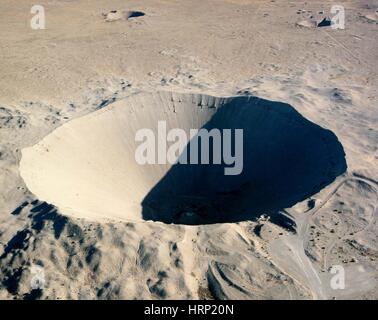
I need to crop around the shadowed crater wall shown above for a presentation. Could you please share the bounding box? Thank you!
[142,95,347,225]
[19,92,347,226]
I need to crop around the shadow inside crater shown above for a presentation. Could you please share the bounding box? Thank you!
[141,96,347,228]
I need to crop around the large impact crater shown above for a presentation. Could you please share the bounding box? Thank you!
[20,92,347,225]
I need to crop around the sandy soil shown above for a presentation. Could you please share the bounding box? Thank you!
[0,0,377,299]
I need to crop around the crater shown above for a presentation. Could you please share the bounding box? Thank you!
[103,10,145,22]
[20,92,347,226]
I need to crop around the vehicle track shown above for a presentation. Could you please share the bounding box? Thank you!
[270,174,378,299]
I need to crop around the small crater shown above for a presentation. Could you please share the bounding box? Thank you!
[102,10,145,22]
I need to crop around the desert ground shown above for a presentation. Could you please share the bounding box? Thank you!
[0,0,377,300]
